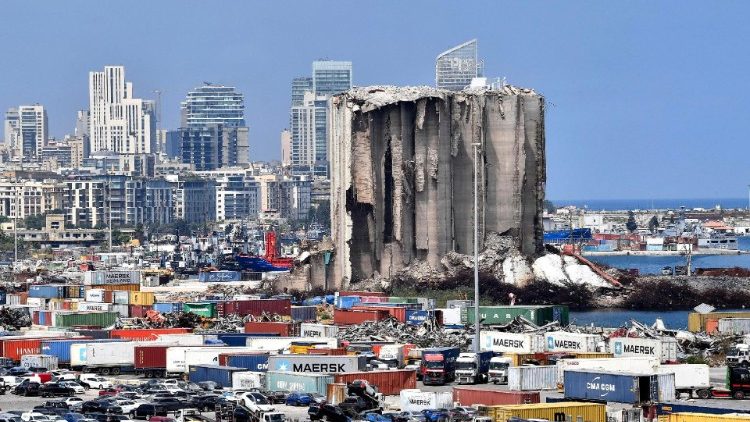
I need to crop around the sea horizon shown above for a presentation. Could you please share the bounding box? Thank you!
[550,197,749,211]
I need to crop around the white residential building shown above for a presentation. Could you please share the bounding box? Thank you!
[4,105,48,161]
[89,66,155,155]
[215,175,260,221]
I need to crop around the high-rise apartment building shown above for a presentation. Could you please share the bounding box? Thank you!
[89,66,156,155]
[5,106,48,161]
[288,61,352,177]
[280,129,292,167]
[435,39,484,91]
[180,84,249,170]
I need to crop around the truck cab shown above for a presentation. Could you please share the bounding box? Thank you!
[727,344,750,367]
[421,347,459,386]
[488,356,512,384]
[378,344,405,369]
[455,352,492,384]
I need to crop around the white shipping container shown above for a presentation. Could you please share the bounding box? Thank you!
[399,390,453,412]
[85,289,105,303]
[508,365,558,390]
[245,337,338,351]
[166,346,251,374]
[6,295,21,306]
[544,331,602,353]
[438,308,462,325]
[657,364,710,390]
[299,323,339,338]
[232,371,266,390]
[112,304,129,318]
[77,302,112,312]
[480,331,545,354]
[84,270,141,285]
[70,343,88,367]
[87,342,139,367]
[21,354,58,370]
[27,298,44,307]
[609,337,678,362]
[657,372,677,402]
[113,291,129,305]
[718,318,750,335]
[556,357,660,384]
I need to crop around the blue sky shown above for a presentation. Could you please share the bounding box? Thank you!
[1,1,748,200]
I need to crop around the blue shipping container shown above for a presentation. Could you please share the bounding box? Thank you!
[29,285,64,299]
[153,302,183,313]
[656,403,750,416]
[291,306,317,322]
[188,365,245,388]
[564,370,657,404]
[335,296,361,309]
[406,310,432,325]
[225,353,269,372]
[198,271,242,282]
[41,339,122,364]
[217,333,280,346]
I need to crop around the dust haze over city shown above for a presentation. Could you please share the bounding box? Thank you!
[0,1,749,420]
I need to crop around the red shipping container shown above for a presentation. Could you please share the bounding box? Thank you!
[134,345,169,370]
[243,322,296,336]
[111,328,192,341]
[333,370,416,395]
[128,305,152,318]
[359,296,388,303]
[334,309,389,325]
[1,337,44,361]
[339,291,386,297]
[220,299,291,318]
[352,306,406,323]
[452,386,540,406]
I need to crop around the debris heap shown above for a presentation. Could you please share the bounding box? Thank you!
[337,316,472,349]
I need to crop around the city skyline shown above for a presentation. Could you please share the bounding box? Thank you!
[1,1,749,200]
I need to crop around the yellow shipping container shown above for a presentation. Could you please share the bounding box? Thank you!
[289,345,312,354]
[688,312,750,332]
[129,291,155,306]
[667,413,750,422]
[503,352,613,366]
[482,402,606,422]
[69,300,79,311]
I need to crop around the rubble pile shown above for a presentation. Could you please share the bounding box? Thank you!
[0,307,31,330]
[337,316,472,349]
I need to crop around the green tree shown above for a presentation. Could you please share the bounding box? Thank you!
[626,211,638,233]
[648,215,660,233]
[111,229,131,245]
[543,199,557,213]
[23,214,45,230]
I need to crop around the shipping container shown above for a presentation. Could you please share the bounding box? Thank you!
[339,291,386,297]
[563,370,675,404]
[508,366,558,390]
[265,371,333,395]
[76,302,112,312]
[183,302,216,318]
[217,333,280,347]
[232,371,266,390]
[166,346,251,374]
[111,328,193,341]
[333,370,415,395]
[689,312,750,332]
[300,323,339,338]
[352,306,406,322]
[291,306,317,322]
[405,309,442,326]
[462,305,569,326]
[335,296,362,309]
[152,302,183,313]
[28,285,65,299]
[219,353,269,372]
[658,364,711,392]
[113,291,130,305]
[334,309,389,325]
[717,318,750,335]
[128,305,151,318]
[188,365,245,388]
[556,356,660,384]
[656,403,750,416]
[446,299,474,309]
[134,345,169,377]
[219,299,291,318]
[544,331,602,353]
[111,304,129,317]
[243,322,296,336]
[665,414,750,422]
[399,390,453,413]
[503,352,613,367]
[245,336,338,351]
[480,331,545,354]
[453,386,540,406]
[326,383,347,405]
[73,329,109,340]
[610,336,678,362]
[0,337,44,361]
[53,311,118,328]
[129,291,155,306]
[307,348,348,356]
[267,355,366,374]
[84,270,141,285]
[480,402,606,422]
[20,354,58,370]
[198,271,242,282]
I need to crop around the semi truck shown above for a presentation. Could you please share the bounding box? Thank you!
[421,347,460,386]
[727,343,750,367]
[657,364,711,398]
[488,356,513,384]
[455,351,493,384]
[378,344,406,369]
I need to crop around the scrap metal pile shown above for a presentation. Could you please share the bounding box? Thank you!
[0,307,32,330]
[337,316,472,349]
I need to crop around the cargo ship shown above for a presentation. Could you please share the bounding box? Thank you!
[235,231,293,272]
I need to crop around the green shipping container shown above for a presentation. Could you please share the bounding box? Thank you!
[54,311,119,328]
[265,371,333,395]
[461,305,569,326]
[183,302,216,318]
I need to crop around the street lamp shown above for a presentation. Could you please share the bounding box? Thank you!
[473,141,481,352]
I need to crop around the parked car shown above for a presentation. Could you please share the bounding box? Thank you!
[131,404,167,419]
[265,390,288,404]
[421,409,450,422]
[13,380,40,396]
[448,407,476,421]
[39,383,75,398]
[0,414,20,422]
[309,404,350,422]
[285,392,312,407]
[78,375,111,390]
[80,401,122,414]
[189,395,219,412]
[59,381,85,395]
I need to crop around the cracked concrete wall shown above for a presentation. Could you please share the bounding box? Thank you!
[329,86,545,288]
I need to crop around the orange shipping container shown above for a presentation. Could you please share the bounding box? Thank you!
[110,328,191,341]
[89,284,140,292]
[705,319,719,334]
[333,370,416,395]
[334,309,389,325]
[453,386,540,406]
[352,305,406,323]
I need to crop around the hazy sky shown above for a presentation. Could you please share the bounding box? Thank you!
[1,1,748,200]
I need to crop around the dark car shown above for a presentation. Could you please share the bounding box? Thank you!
[8,367,29,376]
[285,392,312,407]
[309,404,350,422]
[421,409,450,422]
[40,383,75,398]
[266,390,288,404]
[197,381,219,391]
[448,407,476,421]
[61,412,87,422]
[13,380,40,396]
[189,395,219,412]
[339,396,374,415]
[80,400,123,414]
[131,404,168,419]
[152,397,187,411]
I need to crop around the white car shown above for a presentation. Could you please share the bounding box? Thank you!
[112,399,141,413]
[78,375,111,389]
[60,381,85,394]
[63,396,85,407]
[240,392,275,413]
[50,370,77,381]
[20,414,47,422]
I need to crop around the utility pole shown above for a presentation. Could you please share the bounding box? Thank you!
[14,187,19,265]
[108,181,113,252]
[473,140,481,353]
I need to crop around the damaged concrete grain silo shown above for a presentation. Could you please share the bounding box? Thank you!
[329,85,545,288]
